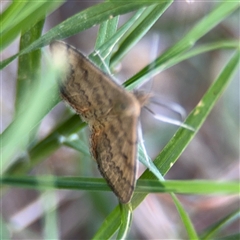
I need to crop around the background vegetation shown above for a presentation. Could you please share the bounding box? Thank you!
[1,1,239,239]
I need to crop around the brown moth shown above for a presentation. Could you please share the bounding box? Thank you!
[50,41,148,203]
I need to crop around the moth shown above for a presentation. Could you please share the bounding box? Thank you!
[50,41,148,203]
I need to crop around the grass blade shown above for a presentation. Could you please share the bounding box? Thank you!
[171,193,199,239]
[1,1,63,50]
[124,2,239,89]
[0,1,163,69]
[110,1,173,66]
[0,177,238,195]
[201,210,240,240]
[16,19,45,114]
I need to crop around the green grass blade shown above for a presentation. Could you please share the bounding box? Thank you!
[110,1,173,67]
[16,19,45,114]
[91,15,119,70]
[125,40,238,90]
[0,1,162,69]
[0,176,110,191]
[124,1,239,89]
[171,193,199,239]
[117,204,133,240]
[92,205,121,240]
[5,116,86,175]
[89,9,145,68]
[0,174,237,240]
[0,69,60,174]
[163,40,239,71]
[1,2,27,33]
[1,177,238,195]
[136,180,239,194]
[201,210,240,240]
[94,16,119,51]
[0,1,63,50]
[91,2,173,69]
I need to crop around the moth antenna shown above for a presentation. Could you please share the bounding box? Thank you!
[150,97,187,120]
[135,34,194,131]
[144,105,195,131]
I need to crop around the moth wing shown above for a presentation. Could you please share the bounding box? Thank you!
[90,115,138,203]
[50,40,131,121]
[50,40,144,203]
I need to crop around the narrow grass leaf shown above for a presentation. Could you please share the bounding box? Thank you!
[117,204,133,239]
[1,2,27,33]
[163,40,239,72]
[1,1,62,50]
[5,116,86,175]
[111,1,173,67]
[136,180,239,195]
[89,9,145,68]
[171,193,199,239]
[0,68,59,174]
[1,177,238,195]
[90,15,119,70]
[16,19,45,114]
[0,1,162,69]
[124,2,239,89]
[201,210,240,240]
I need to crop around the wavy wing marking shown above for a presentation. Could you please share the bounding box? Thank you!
[90,115,138,203]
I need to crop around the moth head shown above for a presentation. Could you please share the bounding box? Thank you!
[133,90,151,107]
